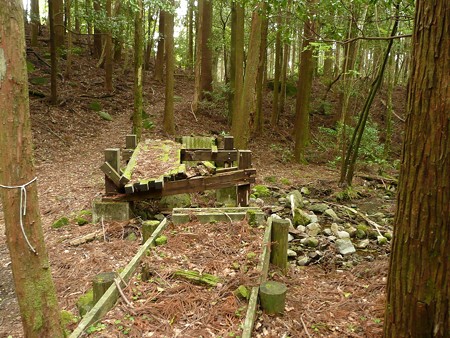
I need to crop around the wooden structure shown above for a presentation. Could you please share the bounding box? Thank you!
[100,135,255,206]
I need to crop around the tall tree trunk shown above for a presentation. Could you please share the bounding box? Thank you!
[384,1,449,336]
[53,0,64,48]
[270,13,282,125]
[144,9,155,70]
[0,1,64,336]
[65,0,72,79]
[254,7,268,135]
[231,3,263,149]
[193,0,204,112]
[200,0,213,99]
[164,5,175,135]
[113,0,122,62]
[30,0,40,46]
[187,0,194,70]
[49,0,58,104]
[85,0,92,53]
[279,5,290,117]
[293,1,315,163]
[93,0,102,58]
[132,0,143,141]
[230,0,244,124]
[74,0,80,37]
[154,10,165,82]
[104,0,113,92]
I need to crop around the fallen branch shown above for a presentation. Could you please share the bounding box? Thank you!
[329,202,384,236]
[356,173,398,186]
[114,278,133,307]
[172,269,220,287]
[69,231,100,246]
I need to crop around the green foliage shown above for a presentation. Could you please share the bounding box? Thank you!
[252,185,271,198]
[270,143,293,163]
[29,77,48,85]
[51,217,69,229]
[98,111,113,121]
[264,176,277,184]
[26,61,35,73]
[86,323,107,334]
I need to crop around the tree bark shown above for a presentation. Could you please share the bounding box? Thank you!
[48,0,58,104]
[65,0,73,79]
[231,3,263,149]
[187,0,194,70]
[254,7,268,135]
[104,0,113,92]
[200,0,213,99]
[293,1,315,163]
[132,0,144,141]
[384,1,449,336]
[154,10,165,82]
[53,0,64,49]
[230,0,244,125]
[193,0,204,112]
[93,0,102,58]
[271,13,282,125]
[30,0,40,46]
[164,4,175,135]
[0,1,64,336]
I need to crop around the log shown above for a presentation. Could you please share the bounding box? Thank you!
[172,270,220,286]
[92,272,116,304]
[270,218,289,274]
[69,231,100,246]
[259,281,287,315]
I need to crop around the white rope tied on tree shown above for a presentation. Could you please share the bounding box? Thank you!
[0,177,38,255]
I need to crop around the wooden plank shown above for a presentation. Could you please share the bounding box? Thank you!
[121,143,142,182]
[237,184,251,207]
[215,166,238,174]
[69,218,169,338]
[180,149,238,162]
[238,150,252,169]
[181,136,217,149]
[110,169,256,201]
[122,149,134,162]
[124,184,134,194]
[241,218,272,338]
[223,136,234,150]
[100,162,121,187]
[104,149,121,194]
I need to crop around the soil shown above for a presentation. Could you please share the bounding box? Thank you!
[0,31,406,337]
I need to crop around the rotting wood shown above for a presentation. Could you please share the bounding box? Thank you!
[69,231,101,246]
[172,269,221,286]
[242,218,272,338]
[100,162,121,187]
[259,281,287,315]
[69,218,168,338]
[125,134,137,149]
[120,142,142,184]
[93,272,116,304]
[270,218,289,274]
[181,149,238,162]
[105,149,121,193]
[108,169,256,201]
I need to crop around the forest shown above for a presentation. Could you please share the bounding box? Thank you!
[0,0,448,337]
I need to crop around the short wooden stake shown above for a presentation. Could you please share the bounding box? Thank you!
[259,281,287,315]
[237,150,252,207]
[270,218,289,274]
[92,272,116,304]
[224,135,234,150]
[126,134,137,149]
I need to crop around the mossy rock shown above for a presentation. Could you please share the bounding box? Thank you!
[98,111,113,121]
[252,185,271,198]
[75,216,89,226]
[155,236,167,246]
[52,217,69,229]
[293,208,311,226]
[159,194,191,209]
[61,309,79,328]
[76,289,94,317]
[89,101,102,112]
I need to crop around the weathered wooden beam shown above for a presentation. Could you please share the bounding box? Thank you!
[104,148,121,194]
[237,150,252,206]
[223,135,234,150]
[107,169,256,201]
[180,149,238,162]
[270,218,289,274]
[100,162,121,187]
[120,143,141,185]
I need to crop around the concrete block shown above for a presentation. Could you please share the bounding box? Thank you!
[93,201,130,223]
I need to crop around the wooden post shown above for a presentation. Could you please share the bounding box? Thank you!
[259,281,287,315]
[142,220,159,243]
[126,134,137,149]
[237,150,252,207]
[223,135,234,168]
[105,148,120,194]
[92,272,116,304]
[270,218,289,274]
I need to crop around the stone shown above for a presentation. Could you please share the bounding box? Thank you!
[271,214,282,219]
[335,238,356,255]
[355,239,370,249]
[309,214,319,224]
[288,234,294,242]
[384,231,393,240]
[330,223,340,235]
[324,208,342,222]
[287,249,297,258]
[93,201,130,223]
[306,223,321,236]
[300,237,319,248]
[52,217,69,229]
[154,214,165,221]
[255,198,265,206]
[278,197,287,205]
[323,228,333,236]
[216,186,237,207]
[297,256,310,266]
[345,226,357,237]
[300,187,310,195]
[288,190,304,209]
[307,203,329,213]
[337,231,350,239]
[328,235,337,242]
[155,236,168,246]
[296,225,306,233]
[159,194,191,209]
[293,209,312,226]
[308,250,323,259]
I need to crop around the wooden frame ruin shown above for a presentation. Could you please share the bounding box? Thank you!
[100,135,255,206]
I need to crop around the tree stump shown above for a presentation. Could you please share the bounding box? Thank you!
[92,272,116,304]
[270,218,289,274]
[259,281,287,315]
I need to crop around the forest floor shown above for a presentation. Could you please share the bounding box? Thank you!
[0,39,406,337]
